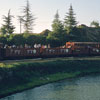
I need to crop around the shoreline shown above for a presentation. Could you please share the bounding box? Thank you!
[1,72,100,99]
[0,58,100,98]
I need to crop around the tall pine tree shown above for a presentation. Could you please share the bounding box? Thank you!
[0,10,15,35]
[52,10,64,33]
[47,10,66,47]
[64,4,77,33]
[22,0,35,33]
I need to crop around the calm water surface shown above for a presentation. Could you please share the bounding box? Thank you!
[1,75,100,100]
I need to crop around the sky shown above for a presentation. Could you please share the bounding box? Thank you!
[0,0,100,33]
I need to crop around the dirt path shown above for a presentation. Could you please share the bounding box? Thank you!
[0,56,100,64]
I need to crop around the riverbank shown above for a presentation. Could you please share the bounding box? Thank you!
[0,58,100,98]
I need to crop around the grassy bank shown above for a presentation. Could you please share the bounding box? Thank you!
[0,58,100,98]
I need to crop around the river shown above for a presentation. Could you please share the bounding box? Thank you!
[1,75,100,100]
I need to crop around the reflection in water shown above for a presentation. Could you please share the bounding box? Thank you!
[1,75,100,100]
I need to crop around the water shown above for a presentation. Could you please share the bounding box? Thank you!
[1,75,100,100]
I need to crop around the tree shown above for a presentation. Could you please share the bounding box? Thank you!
[90,21,100,28]
[40,29,51,37]
[22,0,35,33]
[52,10,64,33]
[8,34,26,46]
[0,35,8,44]
[23,33,37,46]
[0,10,15,35]
[47,10,67,47]
[64,4,77,33]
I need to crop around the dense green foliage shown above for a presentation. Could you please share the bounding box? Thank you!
[0,25,100,47]
[0,33,47,46]
[1,59,100,98]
